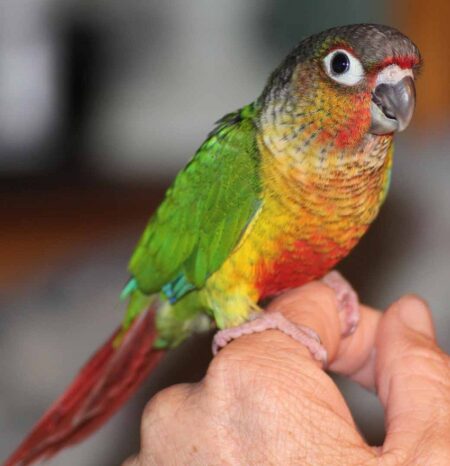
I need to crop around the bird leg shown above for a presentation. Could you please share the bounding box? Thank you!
[212,312,328,366]
[212,271,360,365]
[321,270,360,337]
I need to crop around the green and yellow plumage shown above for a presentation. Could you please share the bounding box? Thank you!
[122,103,263,343]
[122,24,420,348]
[7,24,422,466]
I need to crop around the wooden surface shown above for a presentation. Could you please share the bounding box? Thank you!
[394,0,450,126]
[0,182,165,289]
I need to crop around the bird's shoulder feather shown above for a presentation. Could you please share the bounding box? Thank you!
[127,103,262,304]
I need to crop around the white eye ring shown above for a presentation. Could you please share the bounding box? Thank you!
[323,49,365,86]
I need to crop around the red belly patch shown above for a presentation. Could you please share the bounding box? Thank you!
[256,237,350,299]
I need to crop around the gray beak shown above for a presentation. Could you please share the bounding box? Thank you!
[370,76,416,135]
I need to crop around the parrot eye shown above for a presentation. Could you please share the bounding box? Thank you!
[331,53,350,74]
[323,49,364,86]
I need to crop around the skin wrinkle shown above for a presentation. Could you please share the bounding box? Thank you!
[191,383,223,424]
[305,410,369,465]
[392,370,450,401]
[141,384,192,439]
[219,340,314,405]
[219,374,283,463]
[379,348,449,409]
[127,289,450,466]
[189,390,236,465]
[226,350,309,395]
[385,397,449,433]
[226,303,345,415]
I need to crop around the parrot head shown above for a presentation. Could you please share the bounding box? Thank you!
[261,24,422,149]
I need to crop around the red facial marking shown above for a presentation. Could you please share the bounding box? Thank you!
[335,103,371,148]
[334,92,371,148]
[376,55,420,71]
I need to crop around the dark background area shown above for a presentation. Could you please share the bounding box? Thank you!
[1,1,450,464]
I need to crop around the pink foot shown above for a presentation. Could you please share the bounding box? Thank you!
[212,312,327,366]
[321,270,360,336]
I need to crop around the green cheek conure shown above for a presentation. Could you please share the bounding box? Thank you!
[5,24,421,466]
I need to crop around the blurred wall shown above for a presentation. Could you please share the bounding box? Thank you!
[1,2,449,465]
[0,0,395,179]
[395,0,450,127]
[0,0,61,173]
[2,0,448,180]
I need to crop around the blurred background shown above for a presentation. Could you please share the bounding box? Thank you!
[1,0,449,464]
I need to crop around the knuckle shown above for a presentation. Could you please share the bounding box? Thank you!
[206,349,309,412]
[207,348,276,387]
[390,342,450,405]
[315,281,340,303]
[121,455,138,466]
[404,342,449,374]
[414,431,450,464]
[206,351,268,405]
[206,352,243,394]
[141,384,190,432]
[299,281,339,311]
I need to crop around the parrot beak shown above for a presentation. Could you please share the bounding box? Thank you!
[370,76,416,135]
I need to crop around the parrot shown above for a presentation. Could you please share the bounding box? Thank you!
[4,23,421,466]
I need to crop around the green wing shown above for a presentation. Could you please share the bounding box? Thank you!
[128,104,262,302]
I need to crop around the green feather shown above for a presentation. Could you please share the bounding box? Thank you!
[123,103,262,324]
[120,277,137,300]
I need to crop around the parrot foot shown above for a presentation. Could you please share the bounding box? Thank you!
[321,270,359,337]
[212,312,327,366]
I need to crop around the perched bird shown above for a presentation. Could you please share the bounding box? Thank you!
[5,23,421,466]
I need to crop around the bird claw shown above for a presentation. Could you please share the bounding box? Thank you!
[212,311,327,366]
[321,270,360,336]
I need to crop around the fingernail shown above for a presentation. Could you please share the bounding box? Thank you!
[397,295,434,337]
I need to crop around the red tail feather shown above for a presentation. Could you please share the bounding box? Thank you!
[4,307,165,466]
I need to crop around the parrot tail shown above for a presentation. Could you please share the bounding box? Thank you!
[4,305,165,466]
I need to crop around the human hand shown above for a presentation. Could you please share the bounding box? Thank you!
[124,281,450,465]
